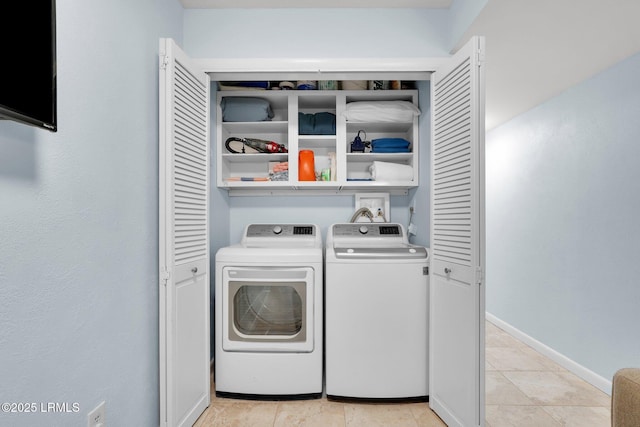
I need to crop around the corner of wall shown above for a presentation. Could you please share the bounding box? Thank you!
[447,0,489,53]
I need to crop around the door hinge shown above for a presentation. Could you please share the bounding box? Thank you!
[160,54,170,70]
[475,266,483,285]
[423,266,429,276]
[477,49,485,66]
[160,267,171,285]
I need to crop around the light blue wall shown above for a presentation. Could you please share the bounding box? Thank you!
[410,80,432,248]
[183,9,450,59]
[0,0,182,426]
[227,195,417,245]
[486,51,640,381]
[209,84,231,255]
[209,83,230,358]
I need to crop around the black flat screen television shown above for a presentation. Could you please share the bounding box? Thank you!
[0,2,57,132]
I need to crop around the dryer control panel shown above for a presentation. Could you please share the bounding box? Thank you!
[246,224,316,237]
[242,224,322,249]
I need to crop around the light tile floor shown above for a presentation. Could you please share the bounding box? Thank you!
[195,321,612,426]
[484,321,610,427]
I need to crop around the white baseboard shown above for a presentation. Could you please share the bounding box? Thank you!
[486,312,612,395]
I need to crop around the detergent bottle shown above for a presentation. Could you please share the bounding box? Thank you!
[298,150,316,181]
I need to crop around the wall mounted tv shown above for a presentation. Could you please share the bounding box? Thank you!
[0,2,57,132]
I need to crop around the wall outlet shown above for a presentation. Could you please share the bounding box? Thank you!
[88,401,106,427]
[408,222,418,236]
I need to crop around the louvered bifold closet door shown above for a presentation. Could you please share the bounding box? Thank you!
[429,36,485,427]
[159,38,210,427]
[433,56,473,268]
[173,57,208,265]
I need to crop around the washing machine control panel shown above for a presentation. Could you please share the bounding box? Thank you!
[332,224,403,238]
[329,223,427,260]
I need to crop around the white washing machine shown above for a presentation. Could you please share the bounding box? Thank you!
[325,223,429,400]
[214,224,323,398]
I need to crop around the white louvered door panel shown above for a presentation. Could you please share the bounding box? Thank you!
[429,36,485,427]
[174,109,208,264]
[159,38,210,427]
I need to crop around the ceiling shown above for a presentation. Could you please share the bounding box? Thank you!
[457,0,640,129]
[180,0,640,130]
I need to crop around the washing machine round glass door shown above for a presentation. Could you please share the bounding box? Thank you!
[221,266,315,352]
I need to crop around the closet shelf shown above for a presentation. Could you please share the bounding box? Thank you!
[216,90,419,195]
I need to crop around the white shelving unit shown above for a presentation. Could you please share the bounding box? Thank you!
[216,89,419,195]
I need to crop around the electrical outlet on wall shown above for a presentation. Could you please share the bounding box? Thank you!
[88,401,105,427]
[408,222,418,236]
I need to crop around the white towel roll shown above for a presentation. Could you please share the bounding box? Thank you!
[369,161,413,181]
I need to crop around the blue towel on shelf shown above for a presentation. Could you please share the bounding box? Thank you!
[221,97,274,122]
[298,112,336,135]
[371,138,411,153]
[298,113,316,134]
[220,81,270,89]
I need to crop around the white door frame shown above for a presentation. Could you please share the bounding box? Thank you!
[196,57,446,79]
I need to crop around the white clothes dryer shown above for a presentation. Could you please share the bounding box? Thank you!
[214,224,323,399]
[325,223,429,400]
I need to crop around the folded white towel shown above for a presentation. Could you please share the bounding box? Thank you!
[343,101,421,122]
[369,161,414,181]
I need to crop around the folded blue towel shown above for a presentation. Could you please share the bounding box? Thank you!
[298,112,336,135]
[371,138,411,148]
[371,138,411,153]
[221,97,274,122]
[221,81,270,89]
[298,113,315,134]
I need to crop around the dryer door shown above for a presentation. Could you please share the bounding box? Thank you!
[221,266,315,352]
